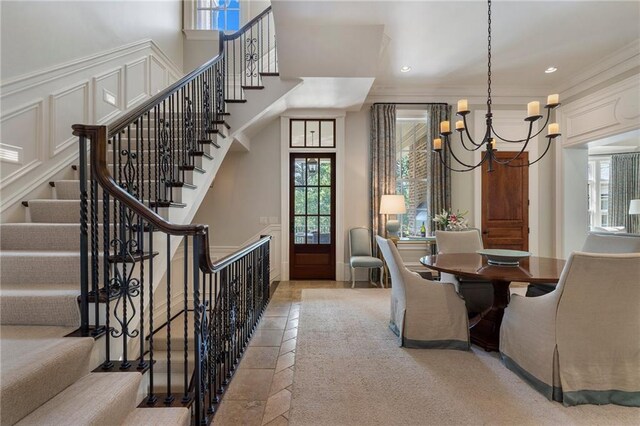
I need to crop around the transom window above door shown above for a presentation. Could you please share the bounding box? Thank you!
[290,119,335,148]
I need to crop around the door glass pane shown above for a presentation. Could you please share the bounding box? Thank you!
[319,158,331,186]
[307,121,320,146]
[319,187,331,215]
[307,159,319,185]
[307,216,318,244]
[293,159,305,186]
[294,188,305,215]
[307,187,318,215]
[294,216,305,243]
[319,216,331,243]
[320,121,334,147]
[291,120,305,147]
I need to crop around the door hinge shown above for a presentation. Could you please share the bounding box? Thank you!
[528,227,530,234]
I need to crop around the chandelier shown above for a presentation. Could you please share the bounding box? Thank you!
[434,0,561,172]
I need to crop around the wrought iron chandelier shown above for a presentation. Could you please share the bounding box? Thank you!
[434,0,561,172]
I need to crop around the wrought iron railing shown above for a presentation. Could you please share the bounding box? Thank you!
[72,7,276,424]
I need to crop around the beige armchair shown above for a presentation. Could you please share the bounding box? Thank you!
[375,236,469,350]
[435,229,493,314]
[501,252,640,406]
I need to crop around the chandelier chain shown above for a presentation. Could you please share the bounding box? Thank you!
[487,0,492,109]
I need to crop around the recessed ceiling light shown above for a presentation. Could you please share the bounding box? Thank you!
[545,66,558,74]
[400,66,412,73]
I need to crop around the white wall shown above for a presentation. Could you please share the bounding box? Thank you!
[193,118,281,245]
[0,0,184,79]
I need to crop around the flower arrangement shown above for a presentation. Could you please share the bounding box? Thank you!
[433,209,469,231]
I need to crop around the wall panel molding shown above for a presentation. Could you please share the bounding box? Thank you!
[0,40,183,217]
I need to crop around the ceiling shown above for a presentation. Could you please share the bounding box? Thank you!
[272,0,640,93]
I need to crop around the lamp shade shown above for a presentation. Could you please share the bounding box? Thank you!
[379,195,406,214]
[629,199,640,215]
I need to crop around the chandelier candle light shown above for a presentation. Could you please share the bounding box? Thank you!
[433,0,561,172]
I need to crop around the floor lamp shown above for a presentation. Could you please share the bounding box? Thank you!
[380,195,407,240]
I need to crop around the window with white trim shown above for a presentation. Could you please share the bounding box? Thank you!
[196,0,240,31]
[588,157,610,229]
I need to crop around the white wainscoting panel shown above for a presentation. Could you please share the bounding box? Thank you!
[0,100,44,185]
[0,39,182,216]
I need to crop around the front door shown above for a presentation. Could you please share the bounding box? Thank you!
[481,152,529,250]
[289,153,336,279]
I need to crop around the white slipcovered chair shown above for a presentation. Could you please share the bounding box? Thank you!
[434,229,493,313]
[501,251,640,406]
[349,227,384,288]
[375,236,469,350]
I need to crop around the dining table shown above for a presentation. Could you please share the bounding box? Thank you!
[420,253,566,352]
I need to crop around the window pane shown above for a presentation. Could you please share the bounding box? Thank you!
[307,187,318,215]
[319,187,331,215]
[294,216,305,243]
[601,214,609,227]
[319,158,331,186]
[307,159,318,185]
[320,121,334,147]
[291,120,304,147]
[319,216,331,243]
[293,159,305,186]
[226,9,240,31]
[294,188,305,215]
[600,162,610,180]
[307,216,318,244]
[307,121,320,147]
[398,150,410,179]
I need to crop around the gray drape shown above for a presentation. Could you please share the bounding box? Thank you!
[609,153,640,234]
[425,104,452,233]
[370,104,397,247]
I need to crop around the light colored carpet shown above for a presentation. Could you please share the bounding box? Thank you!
[290,289,640,426]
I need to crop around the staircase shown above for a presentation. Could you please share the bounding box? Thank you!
[1,6,279,425]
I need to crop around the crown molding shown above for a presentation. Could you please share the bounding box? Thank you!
[556,40,640,100]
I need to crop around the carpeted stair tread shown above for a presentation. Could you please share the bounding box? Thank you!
[1,335,94,426]
[0,285,80,327]
[121,407,190,426]
[16,372,142,426]
[151,350,195,374]
[0,223,81,251]
[27,199,98,223]
[0,251,82,285]
[0,325,77,339]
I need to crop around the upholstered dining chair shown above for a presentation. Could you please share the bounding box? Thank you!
[435,229,493,314]
[526,232,640,297]
[349,227,384,288]
[501,251,640,406]
[375,236,469,350]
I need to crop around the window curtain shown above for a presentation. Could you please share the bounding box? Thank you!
[609,152,640,234]
[425,104,452,233]
[370,104,397,249]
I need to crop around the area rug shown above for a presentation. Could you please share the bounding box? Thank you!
[289,288,639,425]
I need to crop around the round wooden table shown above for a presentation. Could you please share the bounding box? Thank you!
[420,253,565,352]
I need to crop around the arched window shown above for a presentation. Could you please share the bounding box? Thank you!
[196,0,240,31]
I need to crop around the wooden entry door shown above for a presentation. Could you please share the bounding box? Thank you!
[481,152,529,250]
[289,153,336,279]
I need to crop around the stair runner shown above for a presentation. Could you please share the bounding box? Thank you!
[0,155,210,424]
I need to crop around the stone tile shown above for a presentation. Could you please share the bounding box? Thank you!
[279,338,296,355]
[261,389,292,425]
[282,328,297,342]
[225,369,274,401]
[264,305,291,317]
[287,310,299,320]
[250,329,285,347]
[275,351,295,373]
[258,316,288,330]
[285,319,298,330]
[240,346,280,369]
[285,385,293,391]
[214,400,266,426]
[264,416,288,426]
[269,366,294,396]
[283,411,289,420]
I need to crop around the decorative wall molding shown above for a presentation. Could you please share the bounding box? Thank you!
[0,39,182,216]
[559,74,640,148]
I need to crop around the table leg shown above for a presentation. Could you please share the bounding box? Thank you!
[469,279,511,352]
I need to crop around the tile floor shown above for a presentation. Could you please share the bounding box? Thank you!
[212,279,529,425]
[212,280,376,425]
